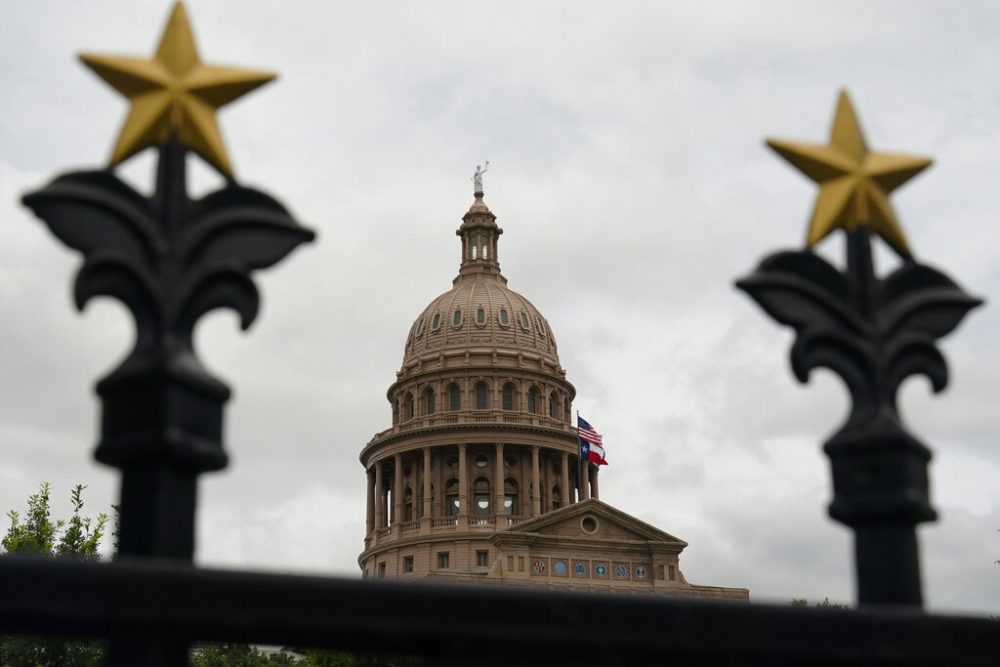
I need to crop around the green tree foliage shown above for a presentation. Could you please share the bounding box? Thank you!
[191,644,299,666]
[191,646,418,666]
[1,483,109,667]
[790,597,847,609]
[301,650,419,666]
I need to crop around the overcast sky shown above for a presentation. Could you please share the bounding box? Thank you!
[1,0,998,614]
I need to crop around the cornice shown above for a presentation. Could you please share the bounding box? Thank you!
[361,419,579,465]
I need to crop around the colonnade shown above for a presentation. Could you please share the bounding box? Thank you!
[365,444,600,536]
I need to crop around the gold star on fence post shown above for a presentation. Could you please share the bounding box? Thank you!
[79,1,275,177]
[766,90,932,258]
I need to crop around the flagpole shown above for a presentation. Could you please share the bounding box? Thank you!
[576,410,583,503]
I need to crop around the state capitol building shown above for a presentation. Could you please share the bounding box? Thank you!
[358,183,747,601]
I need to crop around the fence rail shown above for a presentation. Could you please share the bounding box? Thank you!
[0,556,996,667]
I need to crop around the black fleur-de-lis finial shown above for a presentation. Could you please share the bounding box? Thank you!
[21,5,315,563]
[737,92,982,607]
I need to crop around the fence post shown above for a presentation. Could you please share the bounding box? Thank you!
[736,91,982,606]
[21,5,314,661]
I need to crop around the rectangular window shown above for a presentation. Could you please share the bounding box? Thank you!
[668,565,676,581]
[507,556,514,571]
[518,556,525,572]
[377,562,386,579]
[438,552,450,569]
[476,550,489,567]
[403,556,414,573]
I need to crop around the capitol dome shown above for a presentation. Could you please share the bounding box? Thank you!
[403,277,559,365]
[356,185,748,603]
[402,193,560,367]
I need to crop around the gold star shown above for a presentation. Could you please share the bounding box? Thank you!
[79,2,275,176]
[766,90,932,258]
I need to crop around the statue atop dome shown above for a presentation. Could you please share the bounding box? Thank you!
[472,161,489,194]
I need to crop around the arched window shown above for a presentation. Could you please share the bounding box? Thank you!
[476,307,486,325]
[499,308,509,326]
[548,393,557,418]
[475,382,488,410]
[445,479,460,516]
[473,477,491,516]
[416,319,425,337]
[403,393,415,420]
[431,313,441,330]
[520,312,531,330]
[424,388,436,415]
[552,485,562,510]
[403,487,413,521]
[527,387,540,414]
[452,309,462,327]
[504,478,519,516]
[448,384,460,411]
[502,384,515,411]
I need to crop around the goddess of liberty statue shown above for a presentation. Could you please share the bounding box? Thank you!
[472,161,489,194]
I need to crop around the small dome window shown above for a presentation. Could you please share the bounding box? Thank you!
[536,318,546,338]
[502,383,515,411]
[519,312,531,330]
[475,307,486,326]
[498,309,509,326]
[527,387,540,414]
[452,309,463,327]
[431,313,441,330]
[474,454,489,468]
[416,319,425,337]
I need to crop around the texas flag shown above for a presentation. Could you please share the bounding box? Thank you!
[578,416,608,466]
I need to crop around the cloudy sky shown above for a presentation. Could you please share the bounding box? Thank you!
[2,1,998,614]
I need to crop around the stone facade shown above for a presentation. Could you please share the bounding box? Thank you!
[358,192,747,602]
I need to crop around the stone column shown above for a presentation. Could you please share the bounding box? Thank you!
[531,446,541,517]
[366,467,375,536]
[581,459,590,501]
[392,453,403,534]
[458,443,469,528]
[495,442,505,525]
[374,462,384,531]
[560,452,570,507]
[422,447,432,527]
[591,464,600,500]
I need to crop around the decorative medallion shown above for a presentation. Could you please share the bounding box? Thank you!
[573,560,588,577]
[614,563,628,579]
[552,559,568,576]
[635,566,648,580]
[531,558,547,575]
[594,562,608,578]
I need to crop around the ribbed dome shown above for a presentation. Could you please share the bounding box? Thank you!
[403,280,559,365]
[401,192,560,367]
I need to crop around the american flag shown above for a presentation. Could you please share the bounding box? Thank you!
[577,416,603,446]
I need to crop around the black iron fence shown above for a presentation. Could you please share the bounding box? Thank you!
[2,9,996,665]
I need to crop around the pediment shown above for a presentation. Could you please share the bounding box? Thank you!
[500,499,687,546]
